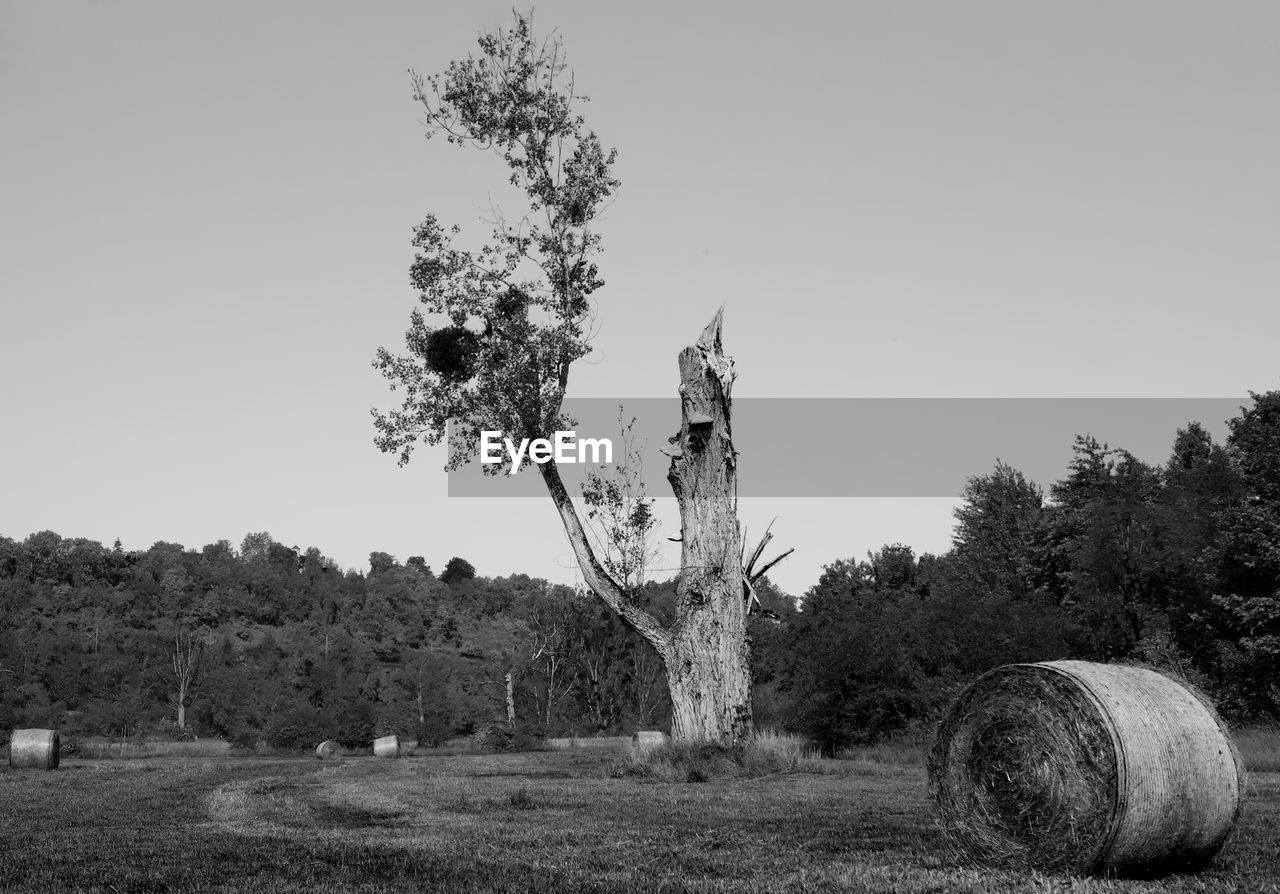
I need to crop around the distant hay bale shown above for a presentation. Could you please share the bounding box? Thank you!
[928,661,1244,876]
[372,735,401,759]
[9,729,60,771]
[632,730,668,753]
[315,740,340,760]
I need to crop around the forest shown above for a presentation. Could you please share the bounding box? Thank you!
[3,390,1279,753]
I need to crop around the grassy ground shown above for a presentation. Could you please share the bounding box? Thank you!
[1,750,1277,893]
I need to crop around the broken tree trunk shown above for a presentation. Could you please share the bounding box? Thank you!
[539,309,752,744]
[664,309,751,743]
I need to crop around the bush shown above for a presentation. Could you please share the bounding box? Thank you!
[415,712,454,748]
[469,723,546,753]
[332,701,375,750]
[739,729,817,774]
[264,705,327,751]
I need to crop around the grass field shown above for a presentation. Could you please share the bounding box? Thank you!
[1,749,1278,893]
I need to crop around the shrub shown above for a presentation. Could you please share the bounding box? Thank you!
[469,723,546,753]
[610,741,741,783]
[264,705,326,751]
[740,729,817,774]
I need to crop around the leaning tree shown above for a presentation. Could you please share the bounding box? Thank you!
[373,13,785,744]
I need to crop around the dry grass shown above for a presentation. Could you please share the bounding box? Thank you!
[610,729,823,782]
[545,735,633,751]
[1235,728,1280,773]
[75,739,233,759]
[835,738,926,766]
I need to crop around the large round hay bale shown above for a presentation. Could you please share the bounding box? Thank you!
[315,740,340,760]
[928,661,1243,876]
[9,729,60,770]
[372,735,400,759]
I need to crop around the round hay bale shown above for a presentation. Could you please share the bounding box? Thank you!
[928,661,1244,876]
[315,739,340,760]
[9,729,60,771]
[372,735,401,759]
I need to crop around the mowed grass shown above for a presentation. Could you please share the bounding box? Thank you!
[1,750,1278,893]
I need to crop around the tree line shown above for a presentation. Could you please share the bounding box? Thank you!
[765,391,1280,748]
[0,537,672,750]
[3,391,1280,751]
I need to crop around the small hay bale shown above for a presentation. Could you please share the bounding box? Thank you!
[315,740,340,760]
[372,735,401,759]
[928,660,1244,876]
[9,729,60,771]
[632,730,668,753]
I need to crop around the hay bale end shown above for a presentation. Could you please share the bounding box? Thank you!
[372,735,401,759]
[9,729,61,770]
[928,660,1244,876]
[315,739,340,760]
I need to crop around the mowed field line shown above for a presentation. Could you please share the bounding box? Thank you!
[2,751,1278,893]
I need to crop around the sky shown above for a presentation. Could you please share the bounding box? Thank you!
[2,1,1279,597]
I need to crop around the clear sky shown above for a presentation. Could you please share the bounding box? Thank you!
[3,1,1278,597]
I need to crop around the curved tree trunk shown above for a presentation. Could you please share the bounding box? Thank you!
[539,309,752,745]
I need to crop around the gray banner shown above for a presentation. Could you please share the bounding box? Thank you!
[447,398,1247,497]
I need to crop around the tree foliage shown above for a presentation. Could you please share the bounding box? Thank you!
[373,12,619,469]
[0,532,671,746]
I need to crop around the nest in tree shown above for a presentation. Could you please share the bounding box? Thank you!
[424,326,480,382]
[928,661,1244,877]
[9,729,60,771]
[493,288,529,321]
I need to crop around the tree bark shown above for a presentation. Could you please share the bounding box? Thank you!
[540,309,752,744]
[663,309,751,743]
[505,672,516,726]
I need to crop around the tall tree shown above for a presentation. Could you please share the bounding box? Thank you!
[1206,392,1280,718]
[373,13,770,743]
[1042,436,1165,658]
[950,461,1044,598]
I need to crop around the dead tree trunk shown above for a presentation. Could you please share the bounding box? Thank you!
[171,630,205,731]
[663,309,751,742]
[505,672,516,726]
[539,309,752,744]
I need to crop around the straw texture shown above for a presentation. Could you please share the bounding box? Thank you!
[315,739,340,760]
[372,735,401,758]
[9,729,61,770]
[928,661,1243,876]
